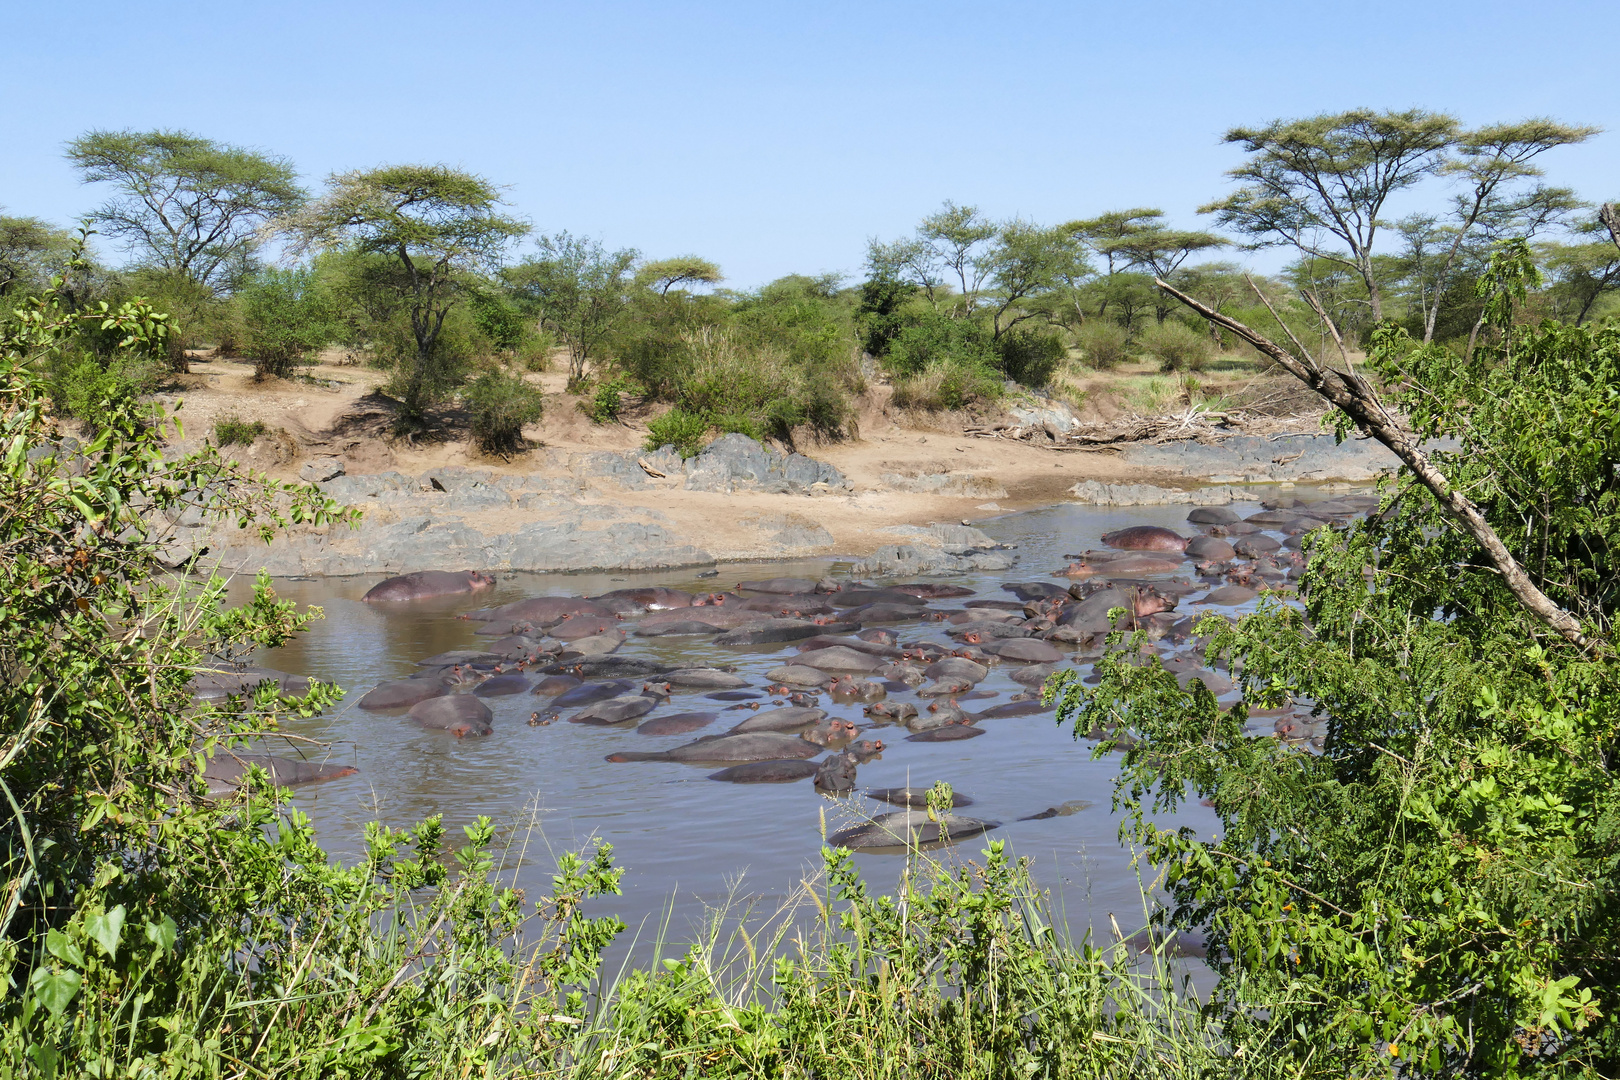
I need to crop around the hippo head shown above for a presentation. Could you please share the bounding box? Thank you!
[470,571,498,590]
[1132,588,1173,617]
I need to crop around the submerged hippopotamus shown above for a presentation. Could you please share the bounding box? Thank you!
[1101,526,1188,554]
[202,752,357,795]
[828,809,998,851]
[606,731,822,764]
[363,570,496,602]
[408,695,494,737]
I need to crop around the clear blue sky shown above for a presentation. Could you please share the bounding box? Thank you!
[3,0,1614,286]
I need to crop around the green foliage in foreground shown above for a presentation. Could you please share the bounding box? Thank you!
[1052,244,1620,1077]
[1,242,1306,1080]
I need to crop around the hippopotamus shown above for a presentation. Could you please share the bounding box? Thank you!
[476,595,612,627]
[846,602,927,624]
[1101,526,1188,554]
[728,706,826,734]
[1185,536,1238,561]
[793,646,884,674]
[409,695,493,737]
[918,678,974,698]
[202,752,357,795]
[765,664,833,688]
[907,724,985,743]
[636,621,724,637]
[814,752,858,793]
[827,809,998,851]
[569,693,659,726]
[737,594,838,616]
[189,667,313,702]
[1197,584,1259,606]
[868,787,975,809]
[606,731,822,764]
[879,662,925,686]
[865,701,918,724]
[857,628,899,645]
[552,679,635,708]
[542,656,670,678]
[736,577,820,595]
[847,739,886,763]
[470,672,531,697]
[1005,582,1071,603]
[828,677,886,704]
[797,635,905,660]
[531,674,582,697]
[416,649,502,668]
[1019,799,1093,821]
[889,583,975,599]
[1186,506,1240,525]
[975,700,1051,719]
[1235,534,1282,558]
[1008,664,1058,687]
[550,614,623,641]
[706,690,764,702]
[713,619,853,646]
[802,717,858,747]
[829,588,927,609]
[924,657,988,683]
[359,679,447,710]
[362,570,496,603]
[984,638,1065,664]
[708,759,821,783]
[591,587,694,611]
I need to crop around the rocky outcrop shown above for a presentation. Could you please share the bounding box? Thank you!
[1068,481,1257,506]
[677,434,851,494]
[1117,433,1407,483]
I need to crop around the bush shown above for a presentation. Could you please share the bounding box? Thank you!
[581,374,639,424]
[671,327,850,441]
[891,360,1002,411]
[213,415,267,445]
[644,408,712,458]
[1139,319,1212,372]
[995,328,1065,387]
[881,310,998,378]
[239,267,336,379]
[239,267,335,379]
[463,367,543,454]
[1076,320,1131,370]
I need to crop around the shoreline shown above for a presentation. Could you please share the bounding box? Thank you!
[184,430,1397,579]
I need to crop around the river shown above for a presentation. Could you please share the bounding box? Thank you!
[244,492,1321,949]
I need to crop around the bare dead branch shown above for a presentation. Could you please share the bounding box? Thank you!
[1154,276,1597,652]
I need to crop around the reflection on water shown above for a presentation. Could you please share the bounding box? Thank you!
[241,495,1303,944]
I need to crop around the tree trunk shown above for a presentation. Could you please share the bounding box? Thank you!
[1154,277,1596,652]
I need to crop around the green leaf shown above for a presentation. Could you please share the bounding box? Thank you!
[86,905,126,959]
[144,915,177,954]
[44,928,84,969]
[29,966,81,1019]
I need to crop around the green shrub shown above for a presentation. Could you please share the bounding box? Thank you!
[644,408,711,458]
[995,327,1065,387]
[213,415,267,446]
[581,374,639,424]
[238,267,336,379]
[1139,319,1212,372]
[882,310,998,378]
[891,360,1002,410]
[670,326,850,441]
[463,367,543,454]
[1076,320,1132,370]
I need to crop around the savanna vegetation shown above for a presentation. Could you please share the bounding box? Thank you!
[3,106,1620,1076]
[9,111,1615,458]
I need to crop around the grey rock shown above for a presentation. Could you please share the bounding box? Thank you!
[683,434,850,494]
[300,457,346,483]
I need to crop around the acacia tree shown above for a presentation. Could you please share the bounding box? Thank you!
[279,165,527,423]
[1399,120,1594,341]
[1542,204,1620,323]
[635,255,721,296]
[0,214,71,296]
[65,129,304,294]
[980,222,1090,338]
[504,233,639,388]
[1202,109,1460,323]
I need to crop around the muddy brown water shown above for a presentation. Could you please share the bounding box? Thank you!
[241,491,1333,946]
